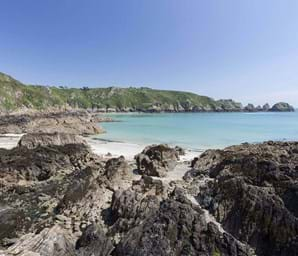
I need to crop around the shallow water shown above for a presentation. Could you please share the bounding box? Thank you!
[96,112,298,150]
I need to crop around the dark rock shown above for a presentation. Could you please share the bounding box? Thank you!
[269,102,295,112]
[175,145,186,156]
[188,141,298,255]
[76,224,114,256]
[104,156,129,181]
[113,188,254,256]
[0,143,93,182]
[0,141,105,247]
[135,144,179,177]
[262,103,270,111]
[244,104,255,112]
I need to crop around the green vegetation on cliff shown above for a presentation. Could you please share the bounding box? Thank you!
[0,72,243,112]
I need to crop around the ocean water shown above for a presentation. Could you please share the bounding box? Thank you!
[96,112,298,151]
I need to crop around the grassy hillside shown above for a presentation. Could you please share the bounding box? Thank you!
[0,72,243,112]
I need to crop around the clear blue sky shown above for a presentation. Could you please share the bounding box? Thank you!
[1,0,298,106]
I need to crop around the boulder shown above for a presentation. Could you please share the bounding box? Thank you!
[104,156,129,181]
[135,144,179,177]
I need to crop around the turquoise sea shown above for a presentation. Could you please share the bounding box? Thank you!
[97,112,298,151]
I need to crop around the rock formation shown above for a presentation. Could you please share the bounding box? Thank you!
[186,141,298,256]
[135,144,180,177]
[18,132,88,149]
[269,102,295,112]
[0,110,104,135]
[1,133,298,256]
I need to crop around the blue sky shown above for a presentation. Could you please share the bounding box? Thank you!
[1,0,298,106]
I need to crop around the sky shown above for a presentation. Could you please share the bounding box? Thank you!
[1,0,298,106]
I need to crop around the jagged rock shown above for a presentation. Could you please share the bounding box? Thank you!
[113,188,254,256]
[18,132,88,149]
[76,224,114,256]
[187,141,298,255]
[0,141,106,247]
[110,176,166,234]
[135,144,179,177]
[269,102,295,112]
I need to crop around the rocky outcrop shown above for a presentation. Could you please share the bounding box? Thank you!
[110,178,254,256]
[2,134,298,255]
[0,110,104,135]
[186,141,298,256]
[135,144,179,177]
[269,102,295,112]
[0,133,109,249]
[18,132,88,149]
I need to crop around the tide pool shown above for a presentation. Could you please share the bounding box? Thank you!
[96,112,298,151]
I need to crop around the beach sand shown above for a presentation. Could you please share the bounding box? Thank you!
[86,137,199,161]
[0,134,199,163]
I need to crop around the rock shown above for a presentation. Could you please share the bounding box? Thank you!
[269,102,295,112]
[187,141,298,255]
[113,188,254,256]
[0,225,76,256]
[262,103,270,111]
[175,145,186,156]
[135,144,179,177]
[0,141,106,247]
[0,142,93,182]
[18,132,88,149]
[0,206,25,246]
[255,105,263,111]
[110,176,165,234]
[75,224,114,256]
[244,104,255,112]
[0,110,104,135]
[104,156,129,181]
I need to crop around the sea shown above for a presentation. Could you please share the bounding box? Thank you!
[96,111,298,151]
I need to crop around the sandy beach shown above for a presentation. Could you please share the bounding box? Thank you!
[0,134,199,162]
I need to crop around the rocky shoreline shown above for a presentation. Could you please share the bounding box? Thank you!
[0,110,297,256]
[89,101,295,113]
[0,110,110,135]
[0,128,297,255]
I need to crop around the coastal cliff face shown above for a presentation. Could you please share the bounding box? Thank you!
[0,135,298,255]
[0,72,295,113]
